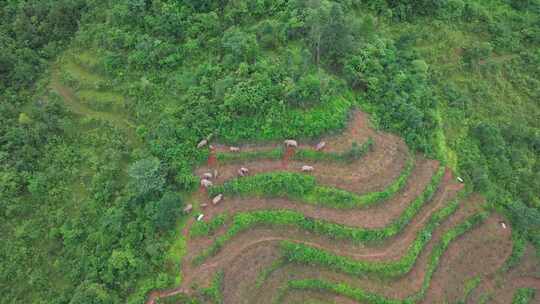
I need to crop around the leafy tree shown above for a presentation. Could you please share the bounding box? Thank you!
[286,73,323,107]
[70,282,115,304]
[153,191,183,231]
[222,27,259,65]
[128,157,165,198]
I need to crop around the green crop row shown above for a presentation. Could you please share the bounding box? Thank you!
[254,258,286,289]
[197,270,224,304]
[512,288,536,304]
[190,214,228,238]
[501,228,527,272]
[208,153,415,209]
[216,148,283,163]
[195,166,448,265]
[280,191,462,278]
[214,138,374,164]
[281,212,489,304]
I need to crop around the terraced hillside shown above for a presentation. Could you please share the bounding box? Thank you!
[146,112,539,304]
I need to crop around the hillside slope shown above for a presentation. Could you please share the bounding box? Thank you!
[0,1,538,303]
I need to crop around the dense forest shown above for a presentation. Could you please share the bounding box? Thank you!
[1,0,539,303]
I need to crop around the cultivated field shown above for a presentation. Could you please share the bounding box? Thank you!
[146,111,539,304]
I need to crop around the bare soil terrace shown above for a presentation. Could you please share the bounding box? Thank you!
[146,111,524,304]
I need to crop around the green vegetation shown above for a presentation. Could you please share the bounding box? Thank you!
[456,276,482,304]
[280,193,462,278]
[293,138,375,162]
[512,288,537,304]
[209,153,415,209]
[502,229,528,272]
[255,259,286,289]
[190,214,229,238]
[1,0,538,302]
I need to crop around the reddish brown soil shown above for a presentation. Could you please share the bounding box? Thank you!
[145,110,522,304]
[215,181,466,304]
[422,207,513,303]
[464,243,540,304]
[212,111,390,154]
[224,194,488,304]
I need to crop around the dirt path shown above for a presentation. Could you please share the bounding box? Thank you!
[197,157,437,229]
[464,243,540,304]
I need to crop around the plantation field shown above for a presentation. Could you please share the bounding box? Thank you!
[147,111,538,304]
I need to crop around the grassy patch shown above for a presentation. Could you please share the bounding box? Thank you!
[190,214,228,238]
[512,288,536,304]
[215,138,374,164]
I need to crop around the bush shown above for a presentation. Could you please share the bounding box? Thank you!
[215,137,374,165]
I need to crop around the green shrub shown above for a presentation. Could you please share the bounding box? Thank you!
[216,148,283,163]
[198,271,224,304]
[190,214,228,238]
[293,138,375,162]
[209,172,317,199]
[214,137,374,164]
[512,288,536,304]
[501,228,527,272]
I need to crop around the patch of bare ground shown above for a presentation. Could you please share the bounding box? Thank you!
[422,200,513,303]
[199,175,461,303]
[236,194,489,304]
[466,243,540,304]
